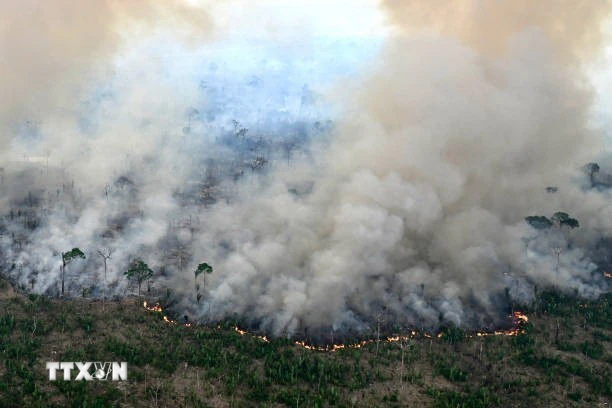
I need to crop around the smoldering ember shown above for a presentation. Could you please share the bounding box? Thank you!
[1,1,611,407]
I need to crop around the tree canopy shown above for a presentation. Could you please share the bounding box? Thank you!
[525,216,553,230]
[525,212,579,230]
[194,262,213,278]
[552,212,580,229]
[62,248,86,263]
[585,162,600,175]
[125,260,154,286]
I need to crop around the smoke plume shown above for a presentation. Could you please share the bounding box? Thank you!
[1,1,611,340]
[0,0,211,144]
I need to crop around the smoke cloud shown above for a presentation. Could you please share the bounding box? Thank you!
[1,1,611,340]
[0,0,211,144]
[381,0,610,63]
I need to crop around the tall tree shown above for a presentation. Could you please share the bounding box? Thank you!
[553,247,563,270]
[585,162,600,187]
[61,248,85,297]
[124,259,154,306]
[97,248,113,311]
[194,262,213,304]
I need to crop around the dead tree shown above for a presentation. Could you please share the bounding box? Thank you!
[97,248,113,311]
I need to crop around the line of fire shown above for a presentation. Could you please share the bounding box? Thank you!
[143,300,532,352]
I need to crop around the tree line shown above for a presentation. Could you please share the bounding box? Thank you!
[58,247,213,307]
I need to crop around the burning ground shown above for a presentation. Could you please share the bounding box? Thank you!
[145,300,531,350]
[0,277,610,407]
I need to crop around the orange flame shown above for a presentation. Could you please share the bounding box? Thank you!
[604,271,612,278]
[513,311,528,323]
[233,326,270,342]
[143,301,163,313]
[234,327,247,336]
[291,311,530,351]
[143,301,190,327]
[474,312,529,337]
[142,302,529,351]
[293,340,357,352]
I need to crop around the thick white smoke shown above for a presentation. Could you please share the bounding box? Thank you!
[1,1,611,339]
[0,0,211,146]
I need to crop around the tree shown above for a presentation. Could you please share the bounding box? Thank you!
[194,263,213,304]
[551,212,579,229]
[585,162,600,187]
[553,247,563,270]
[525,216,552,230]
[394,333,412,391]
[97,248,113,311]
[526,213,578,231]
[61,248,85,296]
[175,245,191,271]
[183,107,200,134]
[525,212,580,271]
[375,307,387,357]
[551,212,569,224]
[124,260,154,306]
[561,217,579,229]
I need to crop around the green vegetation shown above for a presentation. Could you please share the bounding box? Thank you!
[60,247,86,296]
[525,212,580,230]
[524,216,553,230]
[124,259,154,304]
[0,279,610,407]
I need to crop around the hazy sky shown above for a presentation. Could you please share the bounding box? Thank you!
[202,0,390,39]
[592,45,612,142]
[177,0,612,140]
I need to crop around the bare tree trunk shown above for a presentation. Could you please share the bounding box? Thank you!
[376,318,380,357]
[61,261,65,296]
[102,261,107,311]
[400,341,405,390]
[98,249,112,311]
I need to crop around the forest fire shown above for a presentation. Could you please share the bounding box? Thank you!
[293,340,370,352]
[474,311,529,337]
[291,311,530,351]
[143,301,530,351]
[234,326,270,342]
[143,301,162,313]
[604,271,612,278]
[514,311,529,323]
[143,301,192,327]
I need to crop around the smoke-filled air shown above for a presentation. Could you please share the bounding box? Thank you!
[1,0,611,341]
